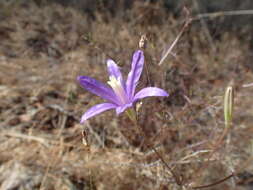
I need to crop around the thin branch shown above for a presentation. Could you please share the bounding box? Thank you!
[3,132,50,147]
[193,0,216,53]
[242,83,253,88]
[158,19,191,66]
[192,174,234,189]
[193,10,253,21]
[133,119,183,186]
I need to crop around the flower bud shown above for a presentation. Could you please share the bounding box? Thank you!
[224,86,234,127]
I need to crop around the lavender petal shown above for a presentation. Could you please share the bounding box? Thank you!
[116,103,133,115]
[133,87,169,102]
[107,59,122,79]
[107,59,126,90]
[77,76,119,105]
[81,103,117,123]
[126,50,144,100]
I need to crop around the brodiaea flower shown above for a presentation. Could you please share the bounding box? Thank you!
[77,50,168,123]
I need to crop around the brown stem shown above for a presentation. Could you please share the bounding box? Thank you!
[158,19,191,66]
[191,129,253,189]
[192,174,234,189]
[151,146,182,185]
[130,113,182,186]
[191,124,231,185]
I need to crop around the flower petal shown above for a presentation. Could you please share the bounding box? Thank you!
[116,103,133,115]
[133,87,169,102]
[107,59,126,90]
[77,76,119,105]
[81,103,117,123]
[126,50,144,100]
[107,59,122,79]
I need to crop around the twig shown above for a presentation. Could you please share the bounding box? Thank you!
[2,131,77,148]
[57,114,67,138]
[158,19,191,66]
[58,155,217,170]
[191,155,253,189]
[147,144,183,186]
[85,121,104,147]
[192,174,234,189]
[180,150,211,162]
[46,104,79,121]
[3,132,50,147]
[242,83,253,88]
[193,10,253,21]
[39,143,60,190]
[188,127,231,187]
[193,0,216,53]
[131,117,183,186]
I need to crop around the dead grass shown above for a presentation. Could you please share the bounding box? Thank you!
[0,1,253,190]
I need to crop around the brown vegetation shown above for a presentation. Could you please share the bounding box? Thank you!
[0,1,253,190]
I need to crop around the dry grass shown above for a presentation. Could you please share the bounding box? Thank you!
[1,1,253,190]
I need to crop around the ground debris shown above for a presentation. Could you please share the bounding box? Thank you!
[0,161,43,190]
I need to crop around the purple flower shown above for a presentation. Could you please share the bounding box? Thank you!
[77,50,168,123]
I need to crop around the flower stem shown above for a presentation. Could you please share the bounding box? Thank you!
[126,108,182,186]
[126,108,137,124]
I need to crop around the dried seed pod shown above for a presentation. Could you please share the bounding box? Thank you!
[139,34,147,49]
[82,129,90,151]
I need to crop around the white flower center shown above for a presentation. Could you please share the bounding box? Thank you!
[107,76,127,105]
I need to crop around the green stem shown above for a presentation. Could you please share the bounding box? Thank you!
[126,108,137,124]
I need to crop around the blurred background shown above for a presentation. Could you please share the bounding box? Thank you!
[1,0,253,189]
